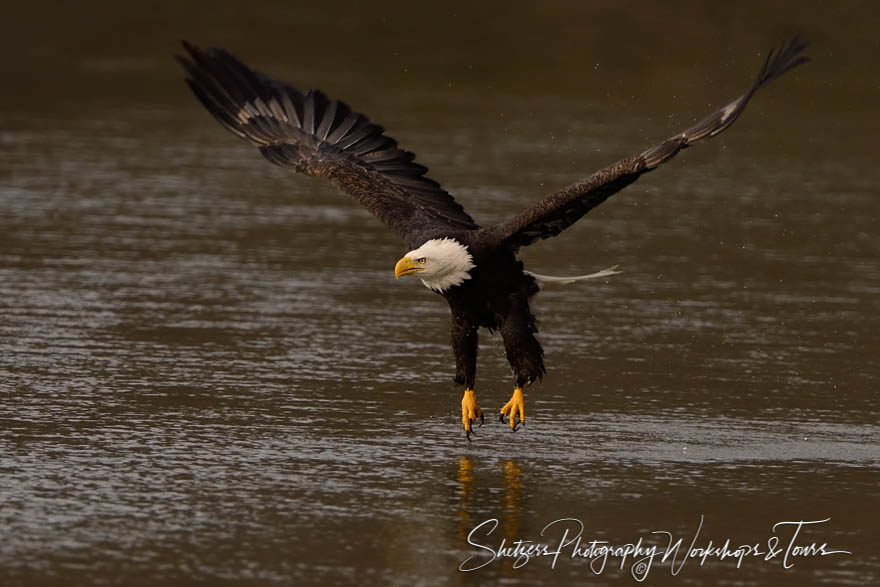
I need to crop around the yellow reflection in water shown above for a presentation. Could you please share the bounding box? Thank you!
[454,457,526,575]
[502,460,522,543]
[501,460,523,578]
[455,456,474,544]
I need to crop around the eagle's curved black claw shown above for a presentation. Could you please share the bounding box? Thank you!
[512,422,520,432]
[478,413,485,428]
[466,428,473,442]
[499,413,506,424]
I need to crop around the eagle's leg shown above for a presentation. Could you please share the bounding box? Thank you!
[497,294,545,431]
[451,312,482,439]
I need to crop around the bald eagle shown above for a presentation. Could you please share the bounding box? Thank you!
[178,38,808,439]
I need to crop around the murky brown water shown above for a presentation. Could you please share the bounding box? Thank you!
[2,2,879,586]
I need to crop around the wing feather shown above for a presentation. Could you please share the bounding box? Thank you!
[325,111,362,144]
[485,37,809,251]
[177,42,479,244]
[315,99,338,140]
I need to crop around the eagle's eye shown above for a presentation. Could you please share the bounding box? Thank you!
[417,257,426,264]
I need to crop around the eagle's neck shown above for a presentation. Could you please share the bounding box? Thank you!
[411,238,476,292]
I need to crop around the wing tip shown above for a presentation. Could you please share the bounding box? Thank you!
[757,35,811,88]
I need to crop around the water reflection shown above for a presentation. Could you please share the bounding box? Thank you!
[454,458,524,553]
[455,456,475,545]
[501,460,523,539]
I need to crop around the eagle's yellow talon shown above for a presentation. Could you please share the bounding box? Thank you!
[461,389,482,433]
[500,387,525,430]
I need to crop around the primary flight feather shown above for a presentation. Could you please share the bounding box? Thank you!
[177,37,809,439]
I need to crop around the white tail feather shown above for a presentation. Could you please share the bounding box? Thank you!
[524,265,622,286]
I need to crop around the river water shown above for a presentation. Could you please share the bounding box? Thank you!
[1,2,878,586]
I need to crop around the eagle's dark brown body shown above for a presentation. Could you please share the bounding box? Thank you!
[444,240,543,390]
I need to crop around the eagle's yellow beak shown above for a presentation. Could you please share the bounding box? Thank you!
[394,256,425,279]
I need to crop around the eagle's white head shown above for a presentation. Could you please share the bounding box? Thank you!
[394,238,476,292]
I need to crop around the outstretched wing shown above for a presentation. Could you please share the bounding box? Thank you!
[486,37,809,251]
[177,42,479,245]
